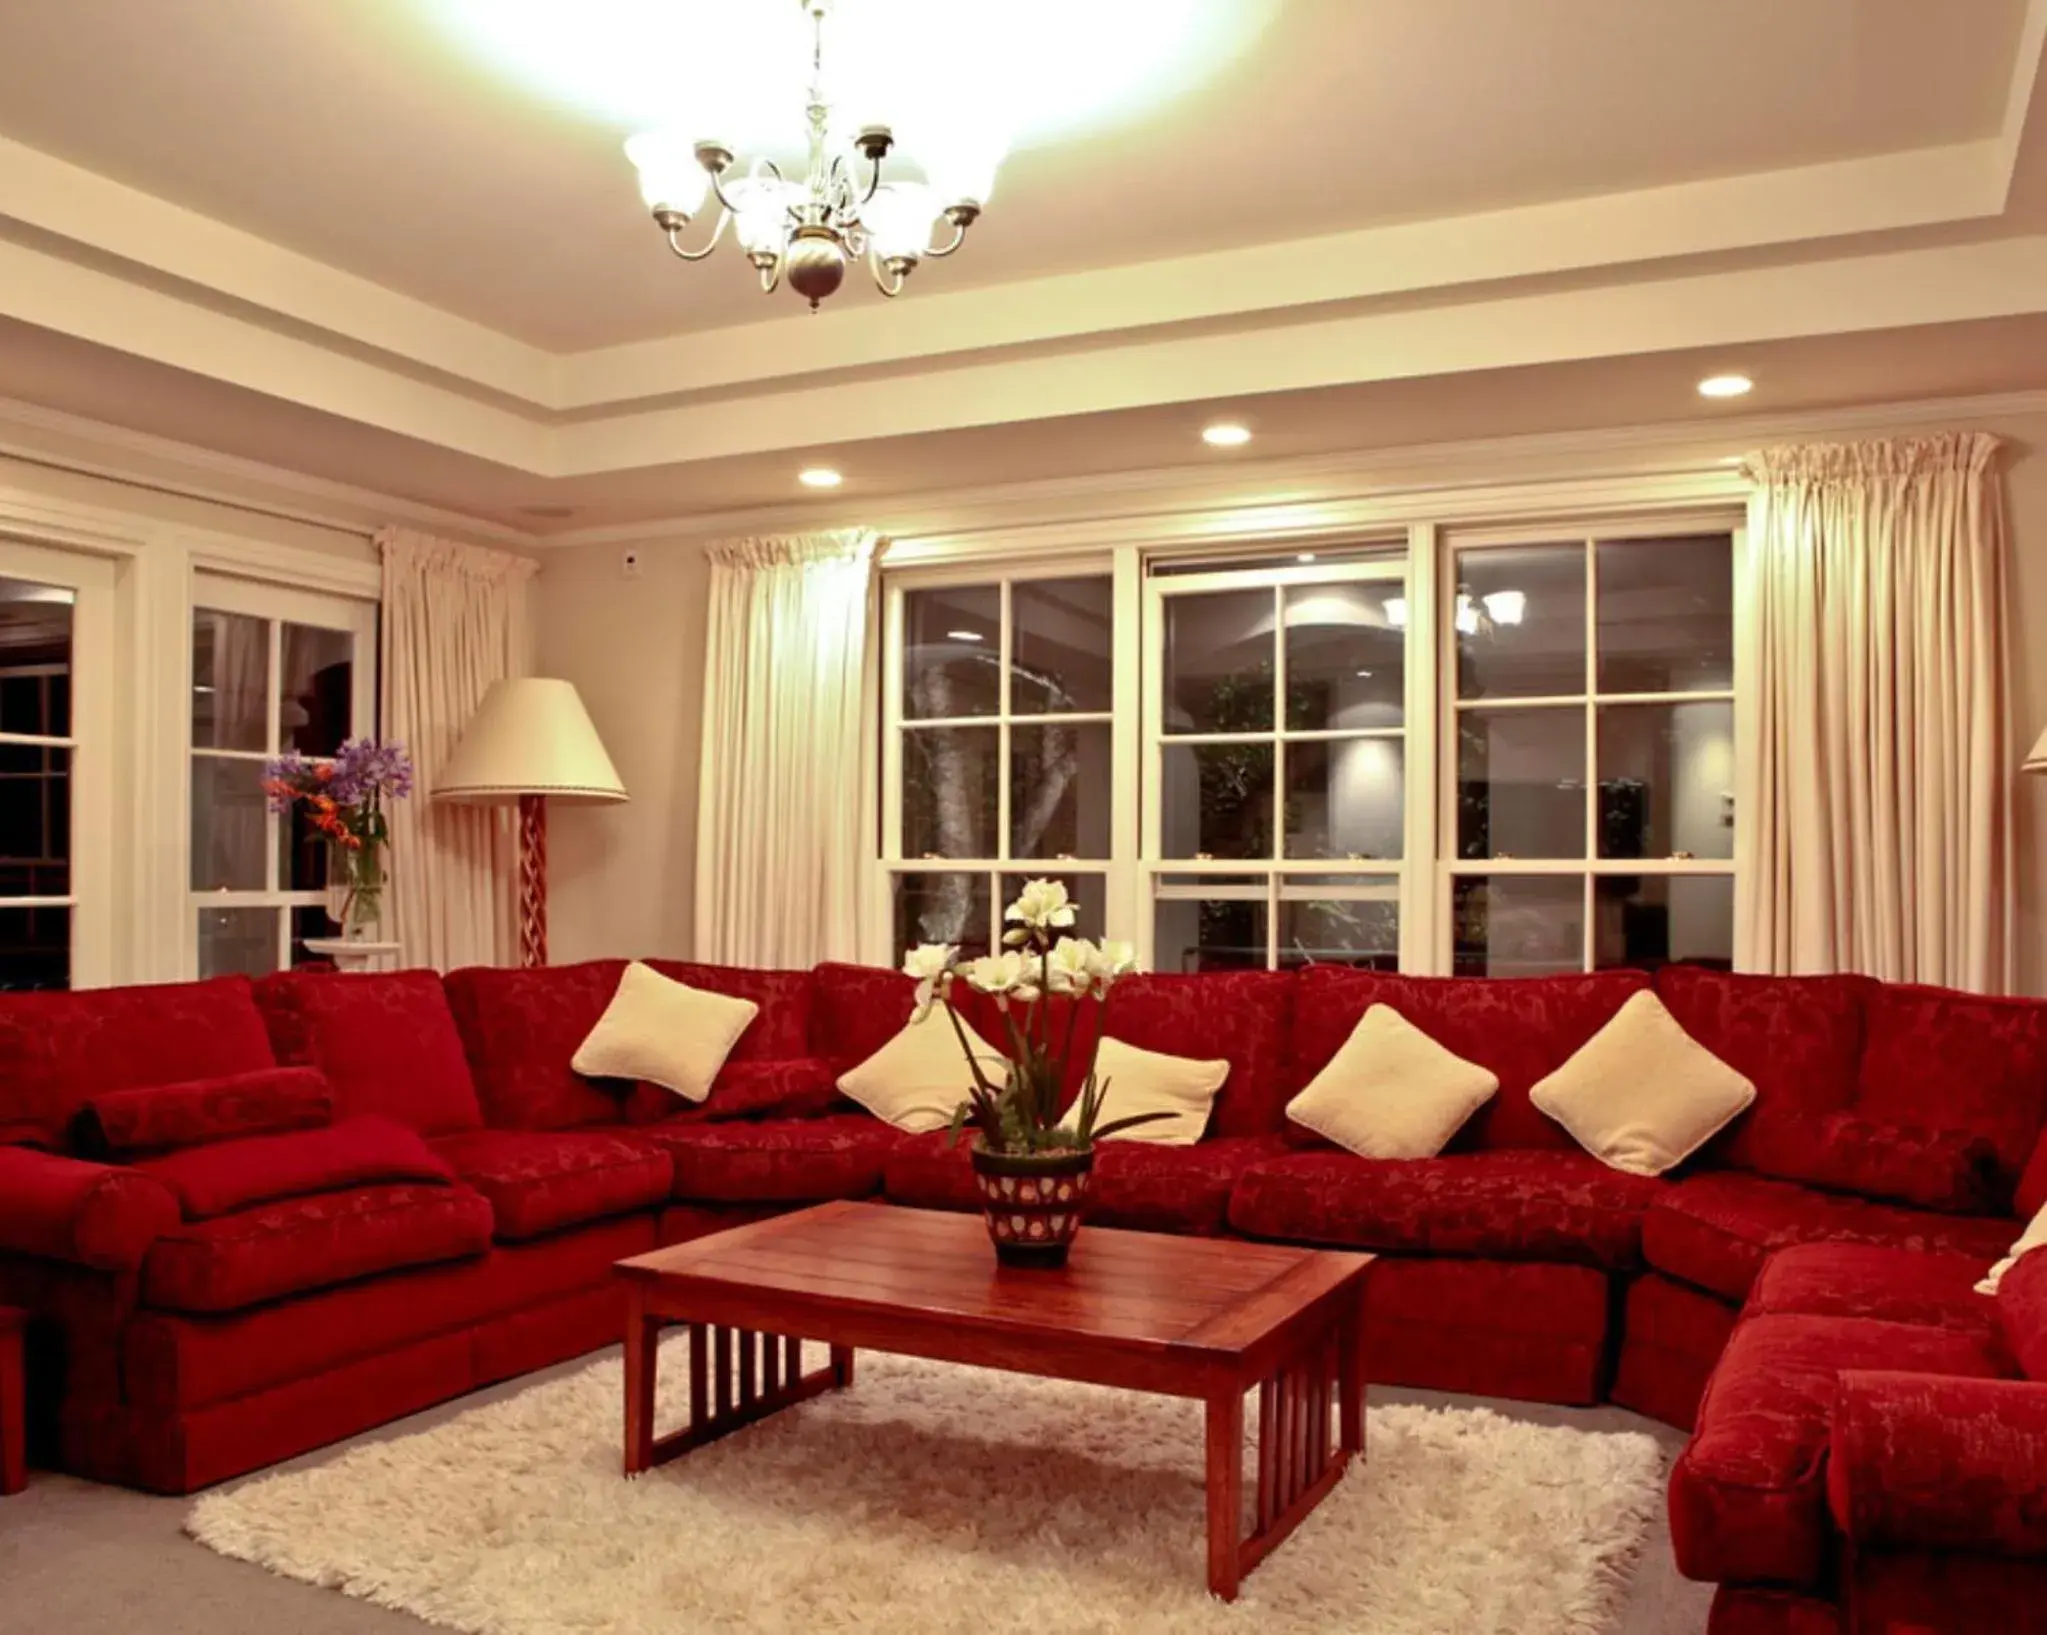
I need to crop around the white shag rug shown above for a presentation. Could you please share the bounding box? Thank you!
[189,1340,1668,1635]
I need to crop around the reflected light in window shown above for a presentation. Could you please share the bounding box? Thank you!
[945,630,984,642]
[1383,597,1408,629]
[1482,590,1526,626]
[1454,596,1481,636]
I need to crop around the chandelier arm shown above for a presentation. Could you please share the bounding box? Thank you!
[860,152,885,207]
[664,212,730,262]
[706,167,748,217]
[921,219,971,259]
[868,253,908,298]
[758,256,784,296]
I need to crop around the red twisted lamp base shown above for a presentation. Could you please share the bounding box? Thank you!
[518,793,548,968]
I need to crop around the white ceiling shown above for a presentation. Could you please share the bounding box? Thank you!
[0,0,2042,540]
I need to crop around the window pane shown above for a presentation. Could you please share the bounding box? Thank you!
[0,579,73,738]
[1455,544,1586,700]
[892,872,992,960]
[1456,707,1584,860]
[1153,893,1268,973]
[1597,536,1734,694]
[0,743,69,899]
[191,756,270,890]
[1453,874,1585,976]
[192,610,268,751]
[1285,739,1404,860]
[1284,583,1404,731]
[1012,578,1112,715]
[1163,590,1274,735]
[902,726,998,860]
[280,624,353,756]
[198,906,281,979]
[903,586,999,719]
[1278,885,1399,971]
[290,904,338,969]
[1010,723,1111,859]
[995,871,1107,941]
[1161,741,1274,860]
[1595,875,1734,971]
[0,904,68,990]
[1598,701,1735,861]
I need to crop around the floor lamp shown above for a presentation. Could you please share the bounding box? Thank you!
[2028,728,2047,777]
[436,678,628,967]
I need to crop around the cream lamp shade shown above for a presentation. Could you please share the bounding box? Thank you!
[436,678,628,804]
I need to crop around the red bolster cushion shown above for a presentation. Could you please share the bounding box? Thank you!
[2001,1250,2047,1382]
[75,1066,333,1157]
[1828,1371,2047,1558]
[136,1116,457,1220]
[0,1146,180,1270]
[623,1058,846,1126]
[1794,1113,2002,1214]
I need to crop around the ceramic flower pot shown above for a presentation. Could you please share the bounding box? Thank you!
[970,1144,1095,1268]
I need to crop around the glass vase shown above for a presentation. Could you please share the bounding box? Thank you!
[325,841,386,939]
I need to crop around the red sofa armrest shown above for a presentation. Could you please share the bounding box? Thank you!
[1828,1370,2047,1559]
[0,1146,180,1271]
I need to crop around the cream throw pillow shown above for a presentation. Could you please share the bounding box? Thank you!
[1978,1202,2047,1295]
[838,1008,1008,1134]
[1067,1036,1229,1147]
[1530,989,1756,1177]
[572,961,759,1104]
[1286,1004,1498,1160]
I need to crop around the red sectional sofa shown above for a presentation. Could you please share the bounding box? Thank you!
[0,956,2043,1635]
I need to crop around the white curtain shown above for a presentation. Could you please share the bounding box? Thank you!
[378,528,538,970]
[1738,433,2015,992]
[694,531,878,966]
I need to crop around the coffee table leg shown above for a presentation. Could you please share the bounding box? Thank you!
[1205,1389,1245,1601]
[622,1289,658,1477]
[1338,1298,1366,1460]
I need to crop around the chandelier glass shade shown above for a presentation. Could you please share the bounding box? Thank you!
[624,0,989,309]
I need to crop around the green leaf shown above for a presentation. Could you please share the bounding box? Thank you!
[1090,1110,1177,1141]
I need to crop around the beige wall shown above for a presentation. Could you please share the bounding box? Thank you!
[1994,415,2047,995]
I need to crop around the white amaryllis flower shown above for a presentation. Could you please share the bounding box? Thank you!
[1004,877,1076,932]
[901,942,956,1017]
[963,951,1041,1003]
[1044,937,1098,996]
[1087,940,1137,985]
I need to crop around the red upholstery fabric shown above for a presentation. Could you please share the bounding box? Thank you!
[643,960,815,1059]
[1611,1272,1739,1431]
[2021,1130,2047,1220]
[1846,1551,2047,1635]
[0,1147,180,1271]
[623,1058,845,1126]
[1288,966,1650,1151]
[1829,1370,2047,1557]
[810,962,916,1071]
[443,959,629,1130]
[0,976,276,1149]
[1670,1314,2004,1587]
[656,1201,790,1246]
[142,1184,494,1314]
[1655,967,1869,1179]
[138,1118,455,1220]
[635,1115,904,1203]
[1362,1256,1612,1404]
[1856,983,2047,1200]
[1785,1113,2000,1215]
[255,970,482,1135]
[883,1133,1282,1236]
[1749,1243,2002,1339]
[429,1128,672,1241]
[1643,1172,2018,1302]
[2000,1248,2047,1381]
[77,1067,332,1157]
[1705,1588,1842,1635]
[1228,1148,1663,1270]
[1095,971,1295,1139]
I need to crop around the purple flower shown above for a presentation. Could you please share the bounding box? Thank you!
[326,739,415,807]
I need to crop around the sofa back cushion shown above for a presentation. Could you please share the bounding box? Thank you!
[1099,971,1295,1139]
[1855,984,2047,1206]
[2020,1133,2047,1221]
[1997,1248,2047,1382]
[811,962,919,1071]
[1289,967,1650,1151]
[444,959,630,1130]
[645,960,814,1061]
[255,970,483,1135]
[0,976,277,1150]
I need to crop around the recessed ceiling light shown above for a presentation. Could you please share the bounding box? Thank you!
[1697,374,1753,399]
[798,467,844,488]
[1296,552,1317,563]
[1718,455,1745,467]
[946,630,984,643]
[1202,423,1252,447]
[1354,669,1373,679]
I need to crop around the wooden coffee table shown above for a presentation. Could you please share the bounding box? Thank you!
[616,1201,1372,1600]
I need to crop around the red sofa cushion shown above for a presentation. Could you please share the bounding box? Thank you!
[1669,1312,2005,1588]
[0,976,276,1149]
[443,959,628,1130]
[1855,983,2047,1202]
[1653,967,1870,1178]
[255,970,483,1135]
[1749,1243,2003,1340]
[623,1058,845,1127]
[2021,1132,2047,1220]
[633,1114,904,1203]
[643,960,813,1060]
[76,1067,332,1157]
[1287,967,1650,1152]
[1096,971,1295,1139]
[810,962,915,1071]
[1787,1113,2000,1215]
[1999,1248,2047,1381]
[1228,1147,1663,1270]
[1364,1257,1614,1406]
[141,1183,494,1314]
[429,1128,672,1241]
[137,1117,455,1220]
[883,1132,1281,1236]
[1642,1172,2019,1302]
[0,1146,181,1271]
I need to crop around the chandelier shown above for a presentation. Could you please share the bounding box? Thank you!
[622,0,988,310]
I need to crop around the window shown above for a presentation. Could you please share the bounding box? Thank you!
[1446,530,1736,975]
[188,577,376,978]
[883,573,1119,953]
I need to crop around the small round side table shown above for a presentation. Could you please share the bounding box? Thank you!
[301,938,404,974]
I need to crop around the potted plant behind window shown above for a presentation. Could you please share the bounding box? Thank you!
[903,879,1158,1268]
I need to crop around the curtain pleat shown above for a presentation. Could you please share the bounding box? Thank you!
[377,528,537,970]
[1737,433,2014,992]
[693,531,878,966]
